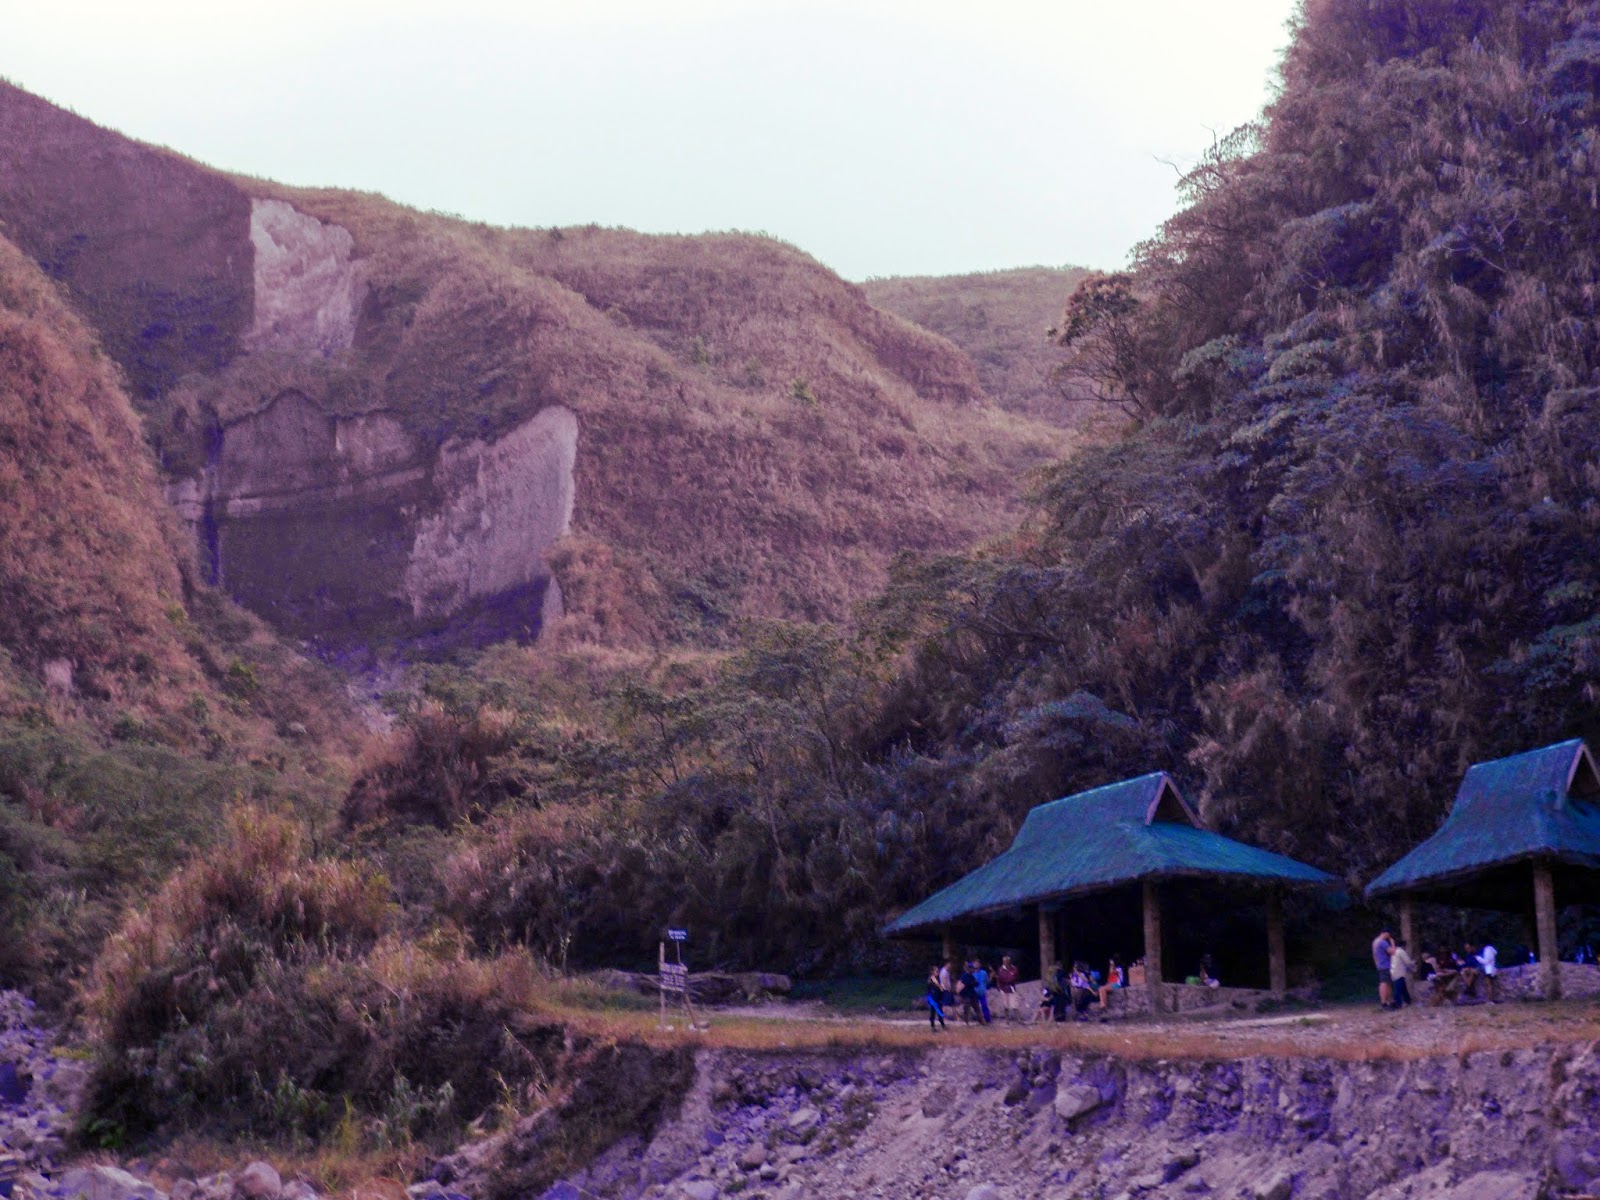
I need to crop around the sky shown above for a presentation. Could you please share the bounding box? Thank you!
[5,0,1300,281]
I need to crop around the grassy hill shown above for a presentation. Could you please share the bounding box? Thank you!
[864,266,1092,424]
[0,232,359,997]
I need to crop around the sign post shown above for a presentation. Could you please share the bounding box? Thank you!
[658,928,695,1029]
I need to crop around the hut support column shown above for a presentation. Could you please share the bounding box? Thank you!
[1266,888,1287,999]
[1038,906,1055,982]
[1399,896,1416,956]
[1142,880,1165,1013]
[1535,861,1561,1000]
[941,928,955,969]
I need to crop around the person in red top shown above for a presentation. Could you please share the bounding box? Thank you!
[994,955,1021,1021]
[1096,957,1125,1009]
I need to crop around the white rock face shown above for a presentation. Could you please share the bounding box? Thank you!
[244,199,362,356]
[404,405,579,619]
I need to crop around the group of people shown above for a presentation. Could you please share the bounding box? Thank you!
[924,955,1155,1028]
[1372,931,1500,1007]
[1038,957,1143,1022]
[923,955,1022,1029]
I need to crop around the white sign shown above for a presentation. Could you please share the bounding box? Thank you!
[667,928,688,942]
[660,962,688,993]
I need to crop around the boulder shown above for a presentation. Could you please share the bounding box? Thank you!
[737,1144,767,1171]
[58,1166,166,1200]
[678,1183,720,1200]
[965,1187,1003,1200]
[1054,1085,1102,1122]
[1254,1171,1293,1200]
[784,1107,821,1140]
[234,1164,281,1200]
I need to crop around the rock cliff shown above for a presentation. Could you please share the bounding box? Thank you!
[444,1042,1600,1200]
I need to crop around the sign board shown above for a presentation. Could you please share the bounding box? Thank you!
[667,928,688,942]
[660,962,688,994]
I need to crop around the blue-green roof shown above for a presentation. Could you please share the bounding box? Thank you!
[884,772,1339,937]
[1366,739,1600,899]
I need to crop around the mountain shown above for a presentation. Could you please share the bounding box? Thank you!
[0,82,1072,660]
[863,266,1091,423]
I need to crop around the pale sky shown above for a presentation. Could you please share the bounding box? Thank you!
[5,0,1299,280]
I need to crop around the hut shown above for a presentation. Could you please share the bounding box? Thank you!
[1365,738,1600,999]
[883,772,1338,1009]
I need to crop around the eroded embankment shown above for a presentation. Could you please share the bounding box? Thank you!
[437,1039,1600,1200]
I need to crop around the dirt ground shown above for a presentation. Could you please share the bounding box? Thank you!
[632,994,1600,1061]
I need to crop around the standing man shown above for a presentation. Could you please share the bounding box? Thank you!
[994,955,1020,1021]
[1389,939,1415,1008]
[1373,930,1396,1009]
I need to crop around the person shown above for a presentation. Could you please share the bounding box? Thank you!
[1372,931,1396,1008]
[938,959,954,1014]
[1389,940,1415,1008]
[1068,962,1095,1020]
[1198,954,1221,989]
[956,961,982,1023]
[1045,964,1071,1022]
[1479,940,1499,1003]
[994,955,1021,1022]
[1097,957,1125,1009]
[1458,944,1482,1000]
[924,965,947,1031]
[1127,958,1147,987]
[973,959,993,1024]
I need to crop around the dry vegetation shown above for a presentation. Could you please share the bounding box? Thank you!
[0,233,359,997]
[155,184,1072,641]
[863,266,1095,424]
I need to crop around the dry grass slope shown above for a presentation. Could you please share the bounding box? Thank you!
[864,266,1092,424]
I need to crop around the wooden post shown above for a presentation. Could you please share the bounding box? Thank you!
[1142,879,1164,1013]
[1534,860,1561,1000]
[1037,905,1055,981]
[941,928,955,969]
[1399,896,1416,956]
[1266,888,1287,998]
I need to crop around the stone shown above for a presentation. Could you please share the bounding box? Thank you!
[58,1167,165,1200]
[170,1185,198,1200]
[738,1145,767,1171]
[679,1183,720,1200]
[538,1187,581,1200]
[965,1186,1002,1200]
[1054,1085,1102,1122]
[921,1085,955,1119]
[280,1185,318,1200]
[785,1107,821,1139]
[758,1165,779,1182]
[1002,1080,1029,1106]
[1437,1172,1541,1200]
[234,1164,281,1200]
[1254,1171,1293,1200]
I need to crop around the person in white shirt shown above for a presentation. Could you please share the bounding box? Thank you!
[1389,942,1416,1007]
[1479,941,1498,1003]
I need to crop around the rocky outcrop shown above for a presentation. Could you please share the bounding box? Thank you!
[166,393,576,648]
[473,1043,1600,1200]
[244,199,362,357]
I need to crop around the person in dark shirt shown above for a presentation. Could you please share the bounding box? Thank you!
[924,965,947,1031]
